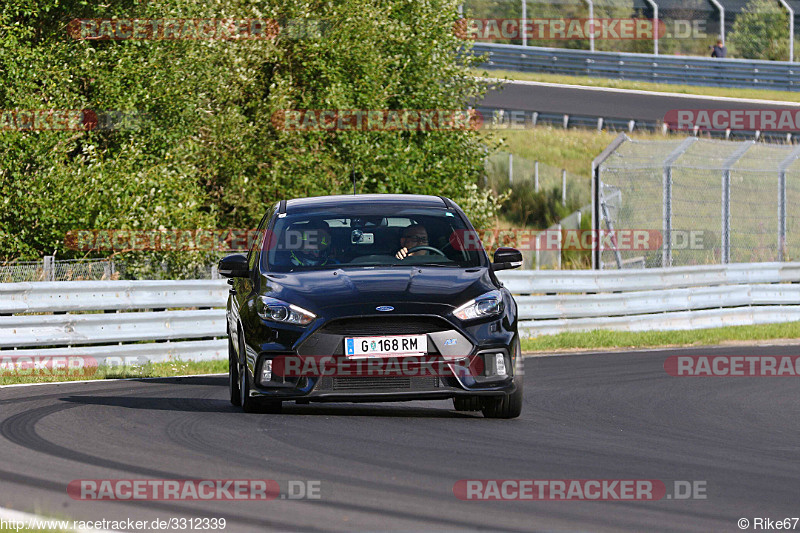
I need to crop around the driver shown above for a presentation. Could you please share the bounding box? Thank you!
[395,224,429,260]
[289,221,338,266]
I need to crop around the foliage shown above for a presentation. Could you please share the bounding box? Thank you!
[0,0,498,275]
[728,0,790,61]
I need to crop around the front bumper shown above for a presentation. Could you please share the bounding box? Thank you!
[245,314,518,402]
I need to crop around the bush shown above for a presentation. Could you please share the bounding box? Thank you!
[0,0,499,276]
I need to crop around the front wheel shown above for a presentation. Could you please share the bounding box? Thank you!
[481,376,523,419]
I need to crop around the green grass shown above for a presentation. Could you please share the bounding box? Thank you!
[522,321,800,352]
[476,68,800,103]
[482,125,686,177]
[0,359,227,386]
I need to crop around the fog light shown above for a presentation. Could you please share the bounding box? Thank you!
[495,354,507,376]
[260,360,273,383]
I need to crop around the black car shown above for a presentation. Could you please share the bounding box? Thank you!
[220,194,524,418]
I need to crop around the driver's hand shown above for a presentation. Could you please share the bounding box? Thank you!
[395,247,409,260]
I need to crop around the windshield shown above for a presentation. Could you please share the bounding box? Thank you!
[262,207,484,272]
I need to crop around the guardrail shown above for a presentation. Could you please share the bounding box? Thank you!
[499,262,800,336]
[0,279,229,366]
[2,263,799,365]
[473,43,800,91]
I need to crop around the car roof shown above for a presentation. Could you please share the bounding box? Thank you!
[285,194,449,214]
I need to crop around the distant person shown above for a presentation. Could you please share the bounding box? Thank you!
[711,39,726,58]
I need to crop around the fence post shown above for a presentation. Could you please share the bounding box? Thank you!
[721,141,755,264]
[661,137,698,268]
[534,161,539,192]
[211,265,220,280]
[508,153,513,185]
[562,169,567,206]
[556,223,562,270]
[43,256,55,281]
[591,133,629,270]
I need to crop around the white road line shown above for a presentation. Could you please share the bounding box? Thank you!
[480,77,800,107]
[0,505,119,533]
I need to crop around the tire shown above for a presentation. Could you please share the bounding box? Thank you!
[453,396,483,411]
[481,376,523,419]
[239,359,260,413]
[229,335,241,407]
[238,337,283,414]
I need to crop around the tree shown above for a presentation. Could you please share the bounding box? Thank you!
[728,0,790,60]
[0,0,499,275]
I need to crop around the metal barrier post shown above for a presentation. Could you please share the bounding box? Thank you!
[591,133,628,270]
[662,137,698,268]
[708,0,725,45]
[562,169,567,206]
[508,153,513,185]
[778,0,794,62]
[534,160,539,192]
[721,141,755,264]
[585,0,594,52]
[643,0,658,54]
[43,256,55,282]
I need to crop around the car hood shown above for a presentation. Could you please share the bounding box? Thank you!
[261,267,495,313]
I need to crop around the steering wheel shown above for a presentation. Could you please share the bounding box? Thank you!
[407,245,446,256]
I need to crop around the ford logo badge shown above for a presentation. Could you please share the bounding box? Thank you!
[376,306,394,312]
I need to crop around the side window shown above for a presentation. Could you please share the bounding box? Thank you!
[247,206,276,271]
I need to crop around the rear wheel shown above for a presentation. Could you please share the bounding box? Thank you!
[481,376,523,419]
[229,336,241,406]
[453,396,483,411]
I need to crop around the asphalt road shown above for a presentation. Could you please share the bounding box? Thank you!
[480,79,800,122]
[1,344,798,532]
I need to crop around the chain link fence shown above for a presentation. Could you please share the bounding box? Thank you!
[485,151,591,269]
[595,134,800,269]
[0,257,222,282]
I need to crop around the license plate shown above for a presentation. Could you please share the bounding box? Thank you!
[345,335,427,357]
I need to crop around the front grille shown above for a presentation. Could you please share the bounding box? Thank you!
[320,316,451,336]
[316,376,440,391]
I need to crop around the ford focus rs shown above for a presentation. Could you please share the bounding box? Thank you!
[220,194,524,418]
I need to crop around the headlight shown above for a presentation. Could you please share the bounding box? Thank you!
[257,297,316,326]
[453,290,504,321]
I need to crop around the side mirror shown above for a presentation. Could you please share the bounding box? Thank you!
[219,254,250,278]
[492,247,523,271]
